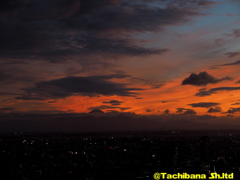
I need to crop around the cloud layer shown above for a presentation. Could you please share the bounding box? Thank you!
[17,75,144,100]
[2,0,240,131]
[0,0,216,61]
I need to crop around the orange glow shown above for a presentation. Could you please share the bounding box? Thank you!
[43,66,240,117]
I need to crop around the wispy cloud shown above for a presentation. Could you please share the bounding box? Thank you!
[195,87,240,97]
[188,102,220,108]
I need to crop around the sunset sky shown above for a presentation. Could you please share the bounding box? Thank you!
[1,0,240,131]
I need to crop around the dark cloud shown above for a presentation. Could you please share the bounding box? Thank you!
[146,109,155,112]
[183,109,196,115]
[89,105,131,111]
[163,109,170,114]
[188,102,220,108]
[0,0,171,60]
[210,60,240,69]
[207,107,222,113]
[194,88,212,97]
[68,0,207,32]
[181,71,232,86]
[0,30,167,61]
[176,108,187,113]
[102,100,123,105]
[16,74,144,100]
[161,101,168,103]
[0,70,10,82]
[231,102,240,105]
[0,0,81,19]
[68,35,169,56]
[211,87,240,91]
[176,108,197,115]
[220,60,240,66]
[118,107,130,111]
[227,107,240,114]
[0,107,15,112]
[0,0,215,61]
[225,52,240,58]
[195,90,213,96]
[0,0,28,17]
[195,86,240,97]
[0,68,37,83]
[0,92,21,96]
[20,0,81,20]
[111,6,197,32]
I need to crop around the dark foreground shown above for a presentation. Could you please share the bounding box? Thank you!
[0,130,240,180]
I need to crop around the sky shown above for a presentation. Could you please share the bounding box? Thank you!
[1,0,240,131]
